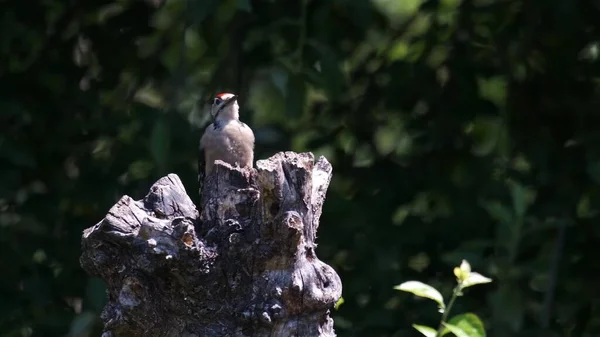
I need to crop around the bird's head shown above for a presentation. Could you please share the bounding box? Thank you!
[211,92,239,121]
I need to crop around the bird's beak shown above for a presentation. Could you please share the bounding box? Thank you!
[223,95,238,107]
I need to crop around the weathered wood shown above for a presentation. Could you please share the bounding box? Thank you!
[80,152,342,337]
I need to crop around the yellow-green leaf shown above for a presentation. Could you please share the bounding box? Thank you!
[394,281,445,310]
[446,313,486,337]
[413,324,437,337]
[334,297,344,310]
[442,322,470,337]
[462,271,492,288]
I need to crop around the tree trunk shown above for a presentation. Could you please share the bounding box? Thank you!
[80,152,342,337]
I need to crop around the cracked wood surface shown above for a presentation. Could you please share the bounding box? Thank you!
[80,152,342,337]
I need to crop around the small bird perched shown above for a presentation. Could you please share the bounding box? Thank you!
[198,92,255,197]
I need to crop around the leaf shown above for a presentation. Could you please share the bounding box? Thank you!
[352,144,375,168]
[334,297,344,310]
[442,322,470,337]
[374,125,400,155]
[97,3,125,23]
[462,272,492,288]
[413,324,437,337]
[373,0,424,24]
[509,181,528,218]
[467,116,502,156]
[134,86,166,109]
[576,195,598,218]
[184,28,207,62]
[388,40,409,61]
[285,73,306,119]
[477,76,507,107]
[454,259,471,281]
[458,259,471,273]
[481,201,513,225]
[447,313,487,337]
[392,205,411,225]
[394,281,445,310]
[128,160,154,180]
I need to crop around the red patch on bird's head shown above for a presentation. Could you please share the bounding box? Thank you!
[216,92,233,99]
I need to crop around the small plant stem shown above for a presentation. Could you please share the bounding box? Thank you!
[435,285,462,337]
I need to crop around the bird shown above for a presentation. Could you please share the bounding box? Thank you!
[198,92,255,199]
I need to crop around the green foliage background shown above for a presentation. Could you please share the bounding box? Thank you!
[1,0,600,336]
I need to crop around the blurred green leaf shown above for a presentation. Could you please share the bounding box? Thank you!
[128,160,154,180]
[97,3,125,23]
[392,205,411,225]
[374,125,400,155]
[184,28,208,62]
[477,76,507,107]
[352,144,375,167]
[388,40,409,61]
[579,41,600,61]
[481,201,513,225]
[373,0,424,24]
[576,195,597,218]
[509,182,528,218]
[135,86,166,109]
[467,116,502,156]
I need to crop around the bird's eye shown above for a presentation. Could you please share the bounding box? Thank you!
[214,98,222,105]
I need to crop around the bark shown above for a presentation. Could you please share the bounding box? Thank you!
[80,151,342,337]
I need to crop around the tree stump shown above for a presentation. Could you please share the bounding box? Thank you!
[80,152,342,337]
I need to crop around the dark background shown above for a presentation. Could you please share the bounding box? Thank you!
[1,0,600,336]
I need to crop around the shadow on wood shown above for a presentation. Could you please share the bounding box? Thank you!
[80,151,342,337]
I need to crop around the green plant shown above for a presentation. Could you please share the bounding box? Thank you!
[395,260,492,337]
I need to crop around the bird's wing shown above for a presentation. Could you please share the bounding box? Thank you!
[239,121,255,147]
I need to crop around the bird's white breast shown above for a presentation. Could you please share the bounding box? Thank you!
[201,120,255,173]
